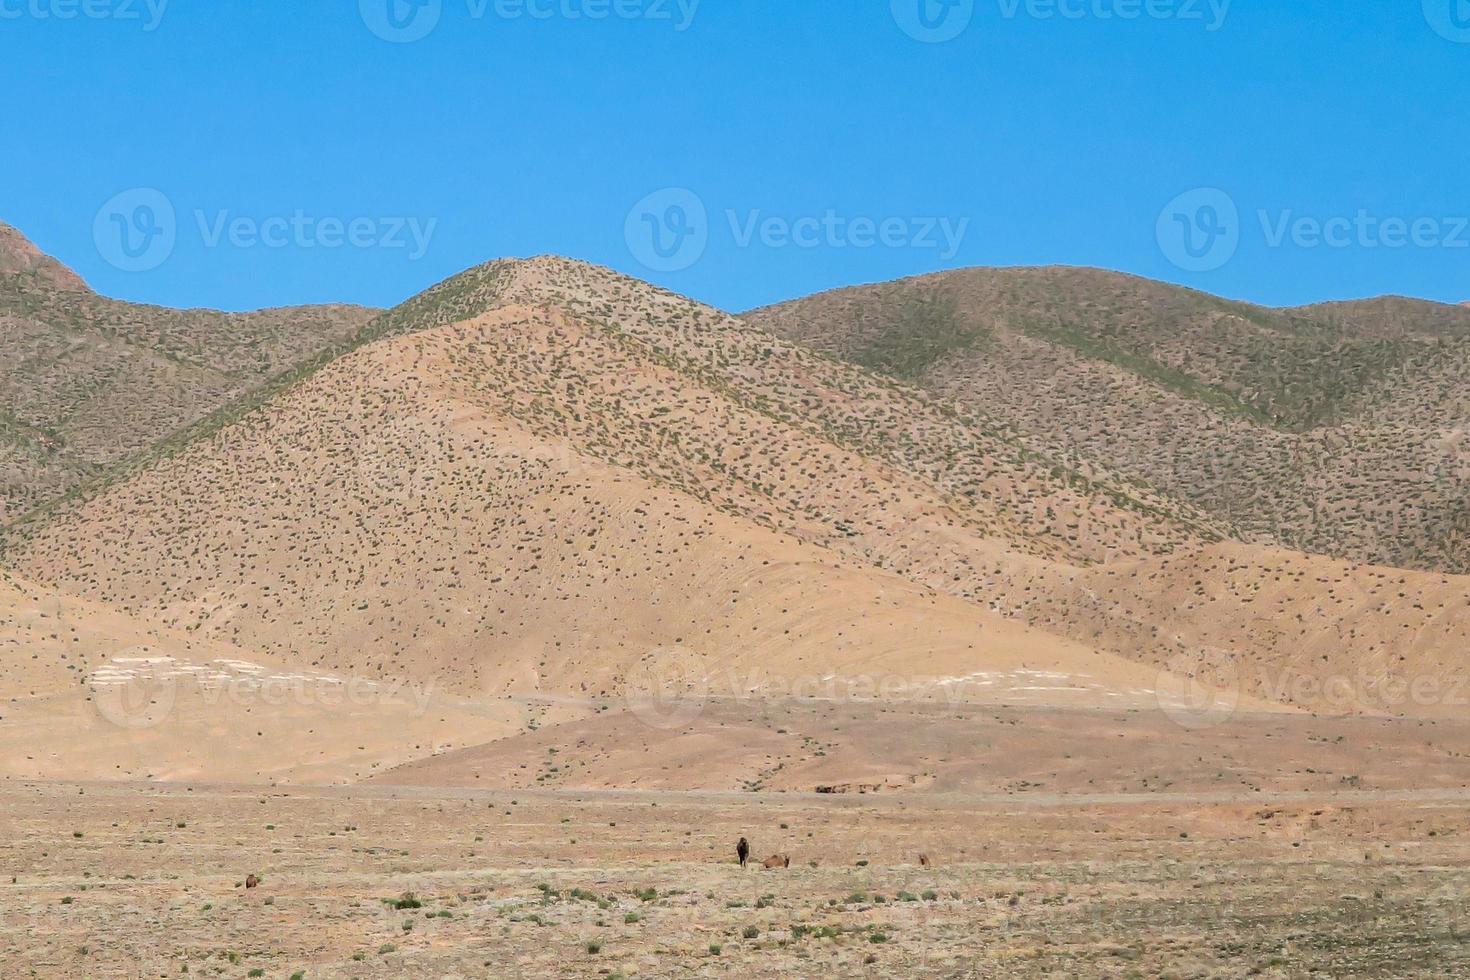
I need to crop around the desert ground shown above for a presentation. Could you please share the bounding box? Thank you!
[6,773,1470,979]
[8,696,1470,978]
[3,230,1468,977]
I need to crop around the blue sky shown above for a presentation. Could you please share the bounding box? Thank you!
[3,0,1468,313]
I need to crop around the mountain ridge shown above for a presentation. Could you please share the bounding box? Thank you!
[0,221,379,523]
[1,230,1465,791]
[0,221,91,293]
[746,265,1469,573]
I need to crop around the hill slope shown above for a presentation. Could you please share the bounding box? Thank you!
[2,301,1178,719]
[0,221,377,523]
[745,267,1470,573]
[0,570,517,782]
[5,255,1460,737]
[991,542,1470,716]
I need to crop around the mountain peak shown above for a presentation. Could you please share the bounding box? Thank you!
[0,221,91,293]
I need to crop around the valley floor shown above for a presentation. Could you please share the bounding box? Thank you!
[4,778,1470,978]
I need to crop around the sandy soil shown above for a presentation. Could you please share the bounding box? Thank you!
[4,778,1469,978]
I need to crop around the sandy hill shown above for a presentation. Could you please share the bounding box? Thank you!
[1,251,1460,792]
[0,221,377,524]
[5,256,1220,603]
[0,569,518,783]
[990,542,1470,716]
[745,268,1470,573]
[372,256,1220,564]
[2,293,1186,706]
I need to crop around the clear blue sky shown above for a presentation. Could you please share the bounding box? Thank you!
[3,0,1468,313]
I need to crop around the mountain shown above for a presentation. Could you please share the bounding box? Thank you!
[3,244,1465,792]
[745,267,1470,573]
[0,264,1183,720]
[5,255,1218,594]
[0,221,90,292]
[0,221,378,523]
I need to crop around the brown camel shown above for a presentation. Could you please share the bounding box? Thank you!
[245,875,260,889]
[918,854,931,867]
[762,854,790,869]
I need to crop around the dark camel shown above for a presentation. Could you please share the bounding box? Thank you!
[736,837,750,868]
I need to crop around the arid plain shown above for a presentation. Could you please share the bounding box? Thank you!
[2,221,1468,977]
